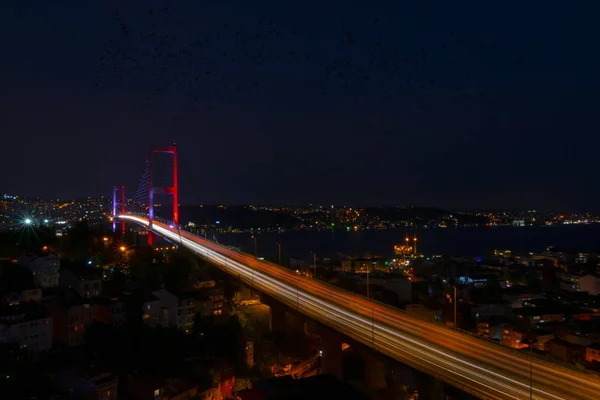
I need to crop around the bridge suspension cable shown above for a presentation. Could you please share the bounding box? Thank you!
[131,161,150,215]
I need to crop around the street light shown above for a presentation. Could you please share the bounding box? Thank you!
[311,251,316,279]
[24,218,32,225]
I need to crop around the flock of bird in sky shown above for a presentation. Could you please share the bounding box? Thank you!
[94,6,535,114]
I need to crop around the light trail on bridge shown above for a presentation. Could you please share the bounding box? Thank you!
[121,215,600,400]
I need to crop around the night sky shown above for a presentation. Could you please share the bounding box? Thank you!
[1,1,598,211]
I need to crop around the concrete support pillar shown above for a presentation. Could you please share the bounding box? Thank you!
[321,329,343,380]
[417,374,446,400]
[426,376,444,400]
[364,353,387,390]
[269,302,286,333]
[286,312,305,334]
[305,319,318,336]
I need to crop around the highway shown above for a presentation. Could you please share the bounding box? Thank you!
[121,215,600,400]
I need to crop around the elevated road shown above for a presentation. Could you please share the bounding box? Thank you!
[121,215,600,400]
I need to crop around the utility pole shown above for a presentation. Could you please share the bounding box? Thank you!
[367,268,370,299]
[371,308,375,348]
[277,242,281,266]
[530,338,535,400]
[312,251,316,279]
[453,285,457,329]
[252,235,257,257]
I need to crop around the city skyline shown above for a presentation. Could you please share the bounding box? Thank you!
[2,191,598,214]
[1,1,599,211]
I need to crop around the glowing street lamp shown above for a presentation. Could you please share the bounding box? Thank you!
[24,218,32,225]
[119,246,126,252]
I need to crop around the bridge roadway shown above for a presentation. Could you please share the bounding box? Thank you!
[121,215,600,400]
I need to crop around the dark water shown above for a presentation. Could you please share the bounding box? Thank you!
[211,225,600,259]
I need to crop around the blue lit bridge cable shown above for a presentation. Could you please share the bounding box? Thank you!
[133,162,150,215]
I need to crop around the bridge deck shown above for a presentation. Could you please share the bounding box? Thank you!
[121,215,600,400]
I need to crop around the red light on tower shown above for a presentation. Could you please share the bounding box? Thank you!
[148,142,179,245]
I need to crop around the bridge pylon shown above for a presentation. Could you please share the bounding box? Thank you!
[147,142,179,246]
[112,186,125,234]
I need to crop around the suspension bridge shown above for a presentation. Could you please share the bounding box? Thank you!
[114,143,600,400]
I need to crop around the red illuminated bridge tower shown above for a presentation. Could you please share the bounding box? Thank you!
[147,142,179,246]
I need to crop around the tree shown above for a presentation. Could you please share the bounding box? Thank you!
[218,315,244,367]
[173,248,201,273]
[524,270,542,293]
[508,267,527,286]
[68,220,92,259]
[485,278,503,301]
[0,342,43,399]
[128,257,164,289]
[253,335,278,378]
[164,262,191,291]
[0,263,34,291]
[581,262,599,276]
[193,313,215,336]
[104,266,129,295]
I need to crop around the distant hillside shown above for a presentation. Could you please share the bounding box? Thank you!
[157,205,302,230]
[364,206,488,226]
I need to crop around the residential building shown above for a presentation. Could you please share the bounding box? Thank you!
[0,301,53,353]
[341,260,352,272]
[560,274,581,292]
[141,293,163,327]
[579,275,600,295]
[472,303,511,320]
[2,287,42,306]
[91,299,126,326]
[60,269,102,298]
[359,277,412,302]
[512,307,565,327]
[127,373,212,400]
[18,254,60,288]
[204,285,226,317]
[152,289,195,333]
[58,370,118,400]
[502,327,553,350]
[585,342,600,363]
[476,321,491,338]
[45,296,92,347]
[549,338,585,363]
[190,279,216,290]
[191,294,214,319]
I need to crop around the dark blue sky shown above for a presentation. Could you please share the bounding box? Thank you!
[1,1,598,211]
